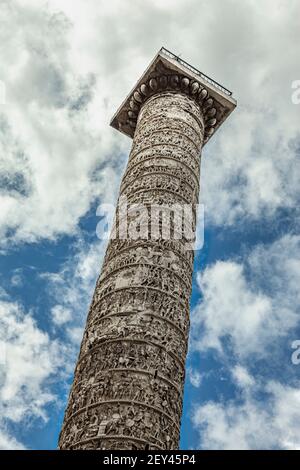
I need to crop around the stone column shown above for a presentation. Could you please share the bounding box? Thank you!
[58,49,236,451]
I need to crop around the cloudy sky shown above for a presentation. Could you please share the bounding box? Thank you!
[0,0,300,450]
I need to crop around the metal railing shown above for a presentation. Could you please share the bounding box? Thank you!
[160,47,232,97]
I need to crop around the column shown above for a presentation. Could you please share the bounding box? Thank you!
[59,88,204,450]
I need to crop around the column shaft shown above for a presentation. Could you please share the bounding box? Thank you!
[59,91,204,450]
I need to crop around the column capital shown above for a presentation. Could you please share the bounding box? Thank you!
[110,47,236,145]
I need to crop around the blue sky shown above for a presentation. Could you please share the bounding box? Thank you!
[0,0,300,450]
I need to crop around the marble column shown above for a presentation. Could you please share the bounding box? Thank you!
[58,49,236,450]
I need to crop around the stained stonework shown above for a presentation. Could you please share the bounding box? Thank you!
[58,49,236,450]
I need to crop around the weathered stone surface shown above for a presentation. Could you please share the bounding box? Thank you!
[110,49,236,144]
[59,90,204,450]
[58,49,236,450]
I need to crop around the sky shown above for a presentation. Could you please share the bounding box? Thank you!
[0,0,300,450]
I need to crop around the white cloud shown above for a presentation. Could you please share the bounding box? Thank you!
[268,381,300,450]
[43,237,107,343]
[0,0,300,451]
[67,326,84,345]
[191,235,300,449]
[48,0,300,226]
[0,0,299,248]
[187,367,202,388]
[0,234,106,448]
[0,289,71,449]
[0,430,26,451]
[0,0,125,247]
[51,305,72,326]
[231,365,255,390]
[192,235,300,358]
[193,399,274,450]
[248,234,300,310]
[192,369,300,450]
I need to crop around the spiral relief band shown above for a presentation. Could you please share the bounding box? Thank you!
[58,48,236,450]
